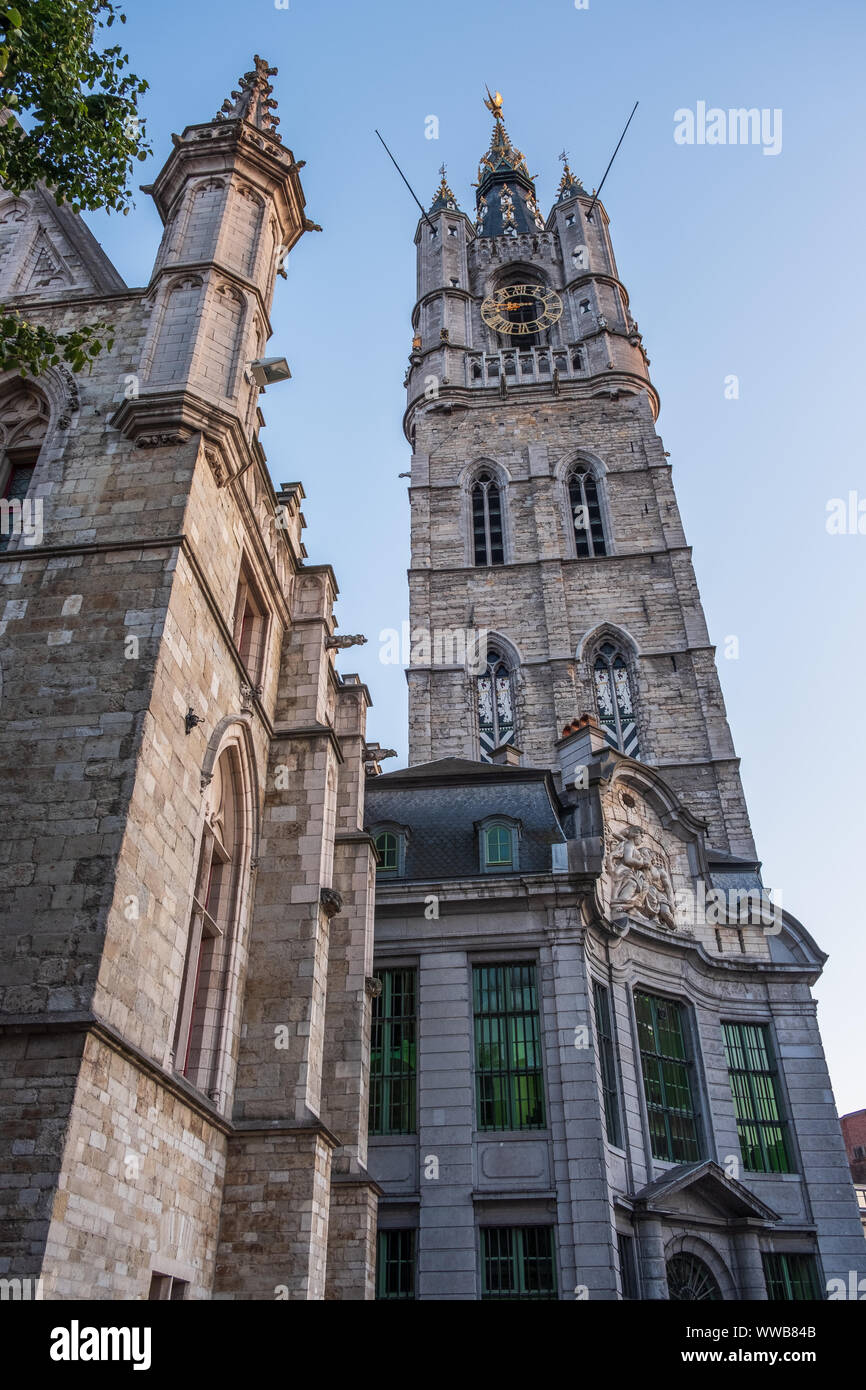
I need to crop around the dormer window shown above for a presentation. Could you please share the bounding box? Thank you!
[485,825,513,868]
[373,826,408,878]
[478,817,520,873]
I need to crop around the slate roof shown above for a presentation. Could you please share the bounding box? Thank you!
[366,759,566,881]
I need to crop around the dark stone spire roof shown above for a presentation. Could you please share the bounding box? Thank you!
[473,90,545,238]
[555,149,586,204]
[215,55,282,140]
[429,164,460,213]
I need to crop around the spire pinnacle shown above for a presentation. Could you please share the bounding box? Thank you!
[215,56,282,141]
[556,147,585,201]
[484,87,505,122]
[430,164,460,213]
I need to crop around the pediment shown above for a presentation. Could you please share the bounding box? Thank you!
[630,1160,779,1224]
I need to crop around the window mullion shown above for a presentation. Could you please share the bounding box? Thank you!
[483,484,493,565]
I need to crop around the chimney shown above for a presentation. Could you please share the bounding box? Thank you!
[491,743,522,767]
[556,712,608,790]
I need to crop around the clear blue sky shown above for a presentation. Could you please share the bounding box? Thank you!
[86,0,865,1113]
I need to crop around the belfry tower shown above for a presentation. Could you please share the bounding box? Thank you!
[405,92,750,857]
[364,94,865,1302]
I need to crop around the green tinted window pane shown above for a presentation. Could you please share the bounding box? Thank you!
[762,1253,822,1301]
[369,969,417,1135]
[593,981,623,1147]
[723,1022,792,1174]
[635,992,700,1163]
[375,832,399,873]
[474,964,545,1131]
[481,1227,556,1300]
[486,825,513,866]
[376,1229,416,1300]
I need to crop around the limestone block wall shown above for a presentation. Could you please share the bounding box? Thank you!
[407,391,754,856]
[39,1034,226,1300]
[0,1030,85,1282]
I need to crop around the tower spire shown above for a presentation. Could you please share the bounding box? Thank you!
[474,90,543,236]
[215,55,282,139]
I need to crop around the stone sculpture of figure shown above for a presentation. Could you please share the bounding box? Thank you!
[645,857,676,930]
[609,824,677,930]
[609,824,650,913]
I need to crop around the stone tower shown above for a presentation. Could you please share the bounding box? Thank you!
[0,59,378,1300]
[405,103,750,860]
[364,96,865,1301]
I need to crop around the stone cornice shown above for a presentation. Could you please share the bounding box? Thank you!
[270,721,345,763]
[404,370,660,437]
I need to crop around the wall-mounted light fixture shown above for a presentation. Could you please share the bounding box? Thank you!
[249,356,292,387]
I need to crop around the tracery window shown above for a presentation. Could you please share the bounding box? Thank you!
[568,464,607,557]
[477,649,515,761]
[471,472,504,566]
[173,748,246,1094]
[593,642,639,757]
[0,385,49,551]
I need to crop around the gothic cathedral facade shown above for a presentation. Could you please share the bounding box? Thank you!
[0,60,380,1300]
[364,99,865,1300]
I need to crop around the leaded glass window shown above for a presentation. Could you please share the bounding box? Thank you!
[594,642,639,757]
[471,472,504,566]
[480,1227,556,1300]
[474,963,545,1131]
[635,991,701,1163]
[568,466,607,557]
[369,969,417,1135]
[593,980,623,1147]
[762,1253,822,1301]
[722,1022,793,1173]
[375,1230,416,1300]
[477,650,515,761]
[0,385,48,552]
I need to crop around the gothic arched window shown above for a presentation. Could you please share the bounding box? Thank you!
[0,385,49,551]
[471,472,505,566]
[568,465,607,557]
[174,746,248,1095]
[593,642,639,758]
[477,649,515,761]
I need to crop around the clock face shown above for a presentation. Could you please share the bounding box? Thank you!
[481,283,563,336]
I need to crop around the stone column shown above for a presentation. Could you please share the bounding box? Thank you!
[636,1213,668,1298]
[733,1223,768,1299]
